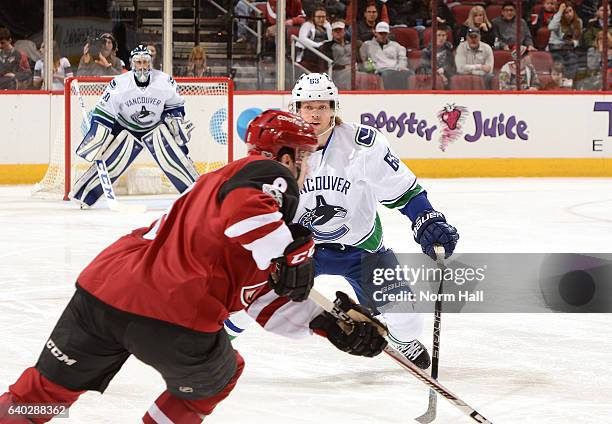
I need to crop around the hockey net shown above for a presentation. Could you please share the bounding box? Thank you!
[33,76,233,200]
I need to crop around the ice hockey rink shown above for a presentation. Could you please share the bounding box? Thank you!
[1,177,611,423]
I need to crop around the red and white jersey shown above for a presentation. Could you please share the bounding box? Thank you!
[78,155,322,336]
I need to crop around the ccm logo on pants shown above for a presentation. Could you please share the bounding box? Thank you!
[46,339,77,366]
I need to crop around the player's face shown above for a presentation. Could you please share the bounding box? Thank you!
[133,57,151,72]
[297,101,333,137]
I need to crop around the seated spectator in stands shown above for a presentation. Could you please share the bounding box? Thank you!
[298,5,332,72]
[548,1,582,80]
[0,28,32,90]
[145,42,162,70]
[540,61,573,89]
[386,0,412,27]
[581,2,611,49]
[360,21,413,89]
[324,0,348,21]
[455,27,494,80]
[77,33,122,76]
[321,20,353,89]
[456,6,495,48]
[577,30,612,89]
[185,45,208,77]
[32,41,73,90]
[530,0,559,35]
[418,25,455,88]
[264,0,306,40]
[14,40,41,71]
[577,0,599,25]
[499,45,540,90]
[408,0,455,32]
[492,2,536,51]
[235,0,254,43]
[357,2,381,42]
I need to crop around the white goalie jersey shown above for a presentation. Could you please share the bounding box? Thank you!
[91,69,185,133]
[294,122,424,251]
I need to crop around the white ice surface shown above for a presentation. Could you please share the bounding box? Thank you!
[1,178,611,423]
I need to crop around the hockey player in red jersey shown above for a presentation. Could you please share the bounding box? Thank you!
[0,110,387,424]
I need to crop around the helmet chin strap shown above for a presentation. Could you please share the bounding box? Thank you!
[317,115,336,139]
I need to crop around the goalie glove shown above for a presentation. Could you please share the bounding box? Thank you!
[268,224,315,302]
[310,291,388,357]
[163,114,195,146]
[412,209,459,260]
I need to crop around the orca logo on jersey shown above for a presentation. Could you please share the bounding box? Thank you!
[298,195,350,241]
[131,105,155,125]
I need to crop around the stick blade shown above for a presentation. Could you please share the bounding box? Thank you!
[415,392,437,423]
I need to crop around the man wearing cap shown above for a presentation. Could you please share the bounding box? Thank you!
[498,45,540,90]
[359,21,412,89]
[492,1,536,51]
[321,20,353,89]
[455,26,494,84]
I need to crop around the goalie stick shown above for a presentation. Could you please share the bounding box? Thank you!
[416,245,445,423]
[73,80,146,213]
[307,287,493,424]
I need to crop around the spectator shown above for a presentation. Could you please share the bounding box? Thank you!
[408,0,455,32]
[455,27,494,87]
[386,0,412,27]
[77,33,123,76]
[581,2,612,49]
[235,0,254,43]
[577,30,612,89]
[419,25,456,88]
[321,20,352,89]
[577,0,599,24]
[492,2,536,51]
[185,45,208,77]
[456,6,495,48]
[499,45,540,90]
[32,41,73,91]
[357,2,380,42]
[360,21,412,89]
[530,0,559,34]
[548,1,582,80]
[264,0,306,41]
[297,5,332,71]
[145,42,162,70]
[0,28,32,90]
[324,0,348,21]
[14,40,41,71]
[540,61,573,89]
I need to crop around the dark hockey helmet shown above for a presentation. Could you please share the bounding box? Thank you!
[246,110,317,164]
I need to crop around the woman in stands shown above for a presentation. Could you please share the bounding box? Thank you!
[548,0,583,82]
[297,5,332,72]
[455,5,495,48]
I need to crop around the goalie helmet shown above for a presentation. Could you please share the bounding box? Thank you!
[289,73,339,114]
[130,45,152,83]
[246,110,317,160]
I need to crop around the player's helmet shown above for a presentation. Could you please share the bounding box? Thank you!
[246,110,317,162]
[130,45,152,83]
[289,73,339,114]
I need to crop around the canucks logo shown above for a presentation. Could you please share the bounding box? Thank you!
[131,105,155,125]
[298,195,349,241]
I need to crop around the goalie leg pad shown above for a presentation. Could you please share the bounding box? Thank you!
[75,119,113,162]
[142,124,200,193]
[69,130,143,207]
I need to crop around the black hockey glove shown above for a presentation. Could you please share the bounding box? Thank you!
[309,291,388,358]
[412,209,459,260]
[268,224,315,302]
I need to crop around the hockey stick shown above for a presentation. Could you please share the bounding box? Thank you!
[73,80,146,213]
[415,245,446,423]
[308,287,493,424]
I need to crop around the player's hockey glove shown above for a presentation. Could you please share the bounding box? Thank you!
[309,291,388,357]
[163,114,195,146]
[268,224,315,302]
[412,209,459,260]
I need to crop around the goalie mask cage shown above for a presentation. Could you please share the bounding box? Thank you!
[33,76,233,200]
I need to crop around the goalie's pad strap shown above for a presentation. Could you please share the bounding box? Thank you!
[75,120,113,162]
[142,124,200,193]
[70,130,143,207]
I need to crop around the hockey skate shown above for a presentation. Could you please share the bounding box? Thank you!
[388,337,431,370]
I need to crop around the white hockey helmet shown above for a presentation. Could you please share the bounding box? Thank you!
[130,45,152,83]
[289,73,339,115]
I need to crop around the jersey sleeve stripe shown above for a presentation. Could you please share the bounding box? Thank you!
[224,211,283,238]
[254,296,290,327]
[380,183,424,209]
[246,289,279,320]
[242,223,292,270]
[260,300,323,339]
[144,403,174,424]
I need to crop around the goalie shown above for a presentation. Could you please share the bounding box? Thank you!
[69,45,198,207]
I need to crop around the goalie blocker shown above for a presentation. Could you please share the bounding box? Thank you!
[70,124,200,208]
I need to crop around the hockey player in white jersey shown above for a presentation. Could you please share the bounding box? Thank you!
[69,45,198,207]
[225,73,459,369]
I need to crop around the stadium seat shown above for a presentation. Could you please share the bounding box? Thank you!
[356,73,383,90]
[493,50,513,71]
[490,74,500,90]
[407,49,423,71]
[486,5,503,20]
[408,74,445,90]
[529,51,553,73]
[450,74,487,90]
[391,27,420,50]
[422,27,453,47]
[535,27,551,50]
[452,5,473,26]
